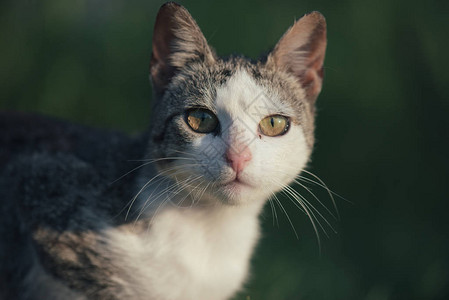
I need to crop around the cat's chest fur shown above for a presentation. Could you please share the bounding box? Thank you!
[104,202,262,300]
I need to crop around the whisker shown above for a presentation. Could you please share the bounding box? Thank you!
[145,175,204,225]
[110,156,196,185]
[260,186,280,227]
[111,167,177,220]
[110,160,155,185]
[268,194,279,227]
[150,173,203,212]
[272,192,299,239]
[126,166,188,220]
[283,184,336,236]
[298,175,350,203]
[169,149,197,157]
[192,180,210,207]
[140,172,198,213]
[273,168,342,220]
[292,179,338,220]
[176,175,204,207]
[127,157,196,163]
[272,178,324,251]
[280,188,322,252]
[301,169,350,214]
[135,175,196,225]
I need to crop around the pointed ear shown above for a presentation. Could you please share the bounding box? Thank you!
[267,12,327,102]
[150,2,215,97]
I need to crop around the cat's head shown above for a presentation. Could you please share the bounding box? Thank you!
[148,2,326,206]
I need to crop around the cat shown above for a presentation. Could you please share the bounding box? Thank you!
[0,2,327,300]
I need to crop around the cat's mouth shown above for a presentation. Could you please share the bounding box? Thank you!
[220,174,253,188]
[214,174,258,204]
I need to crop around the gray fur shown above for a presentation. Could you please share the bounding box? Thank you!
[0,113,149,299]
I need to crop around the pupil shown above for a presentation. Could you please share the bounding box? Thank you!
[270,117,274,127]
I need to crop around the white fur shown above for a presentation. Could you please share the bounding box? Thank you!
[104,204,260,300]
[104,70,310,300]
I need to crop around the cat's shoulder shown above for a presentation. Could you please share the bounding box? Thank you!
[0,151,104,230]
[0,111,138,171]
[0,111,148,228]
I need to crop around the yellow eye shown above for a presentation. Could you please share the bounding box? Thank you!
[186,108,219,134]
[259,115,290,137]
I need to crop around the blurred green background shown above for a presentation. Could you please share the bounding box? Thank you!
[1,0,448,299]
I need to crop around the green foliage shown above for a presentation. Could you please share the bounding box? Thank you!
[1,0,448,299]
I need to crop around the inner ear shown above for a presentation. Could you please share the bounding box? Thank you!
[267,12,327,102]
[150,2,216,98]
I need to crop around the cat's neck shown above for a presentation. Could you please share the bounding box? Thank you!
[107,177,263,300]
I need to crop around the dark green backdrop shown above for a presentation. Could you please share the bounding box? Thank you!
[1,0,448,299]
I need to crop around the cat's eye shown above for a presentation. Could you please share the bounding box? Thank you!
[185,108,219,134]
[259,115,290,137]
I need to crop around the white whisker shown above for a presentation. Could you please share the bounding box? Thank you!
[283,184,336,236]
[293,179,338,220]
[110,156,196,185]
[269,195,279,227]
[126,166,182,220]
[138,173,201,219]
[271,190,299,239]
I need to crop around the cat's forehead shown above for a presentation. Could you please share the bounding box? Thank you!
[215,69,295,121]
[168,58,302,113]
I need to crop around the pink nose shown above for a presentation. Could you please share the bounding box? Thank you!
[225,145,252,173]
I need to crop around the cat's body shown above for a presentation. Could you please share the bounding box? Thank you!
[0,2,327,300]
[0,116,255,299]
[0,113,259,300]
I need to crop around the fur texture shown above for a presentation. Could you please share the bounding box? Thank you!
[0,2,326,299]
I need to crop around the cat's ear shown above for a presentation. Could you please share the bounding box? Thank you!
[267,12,327,102]
[150,2,215,97]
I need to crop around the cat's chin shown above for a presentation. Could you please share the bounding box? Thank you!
[213,179,264,206]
